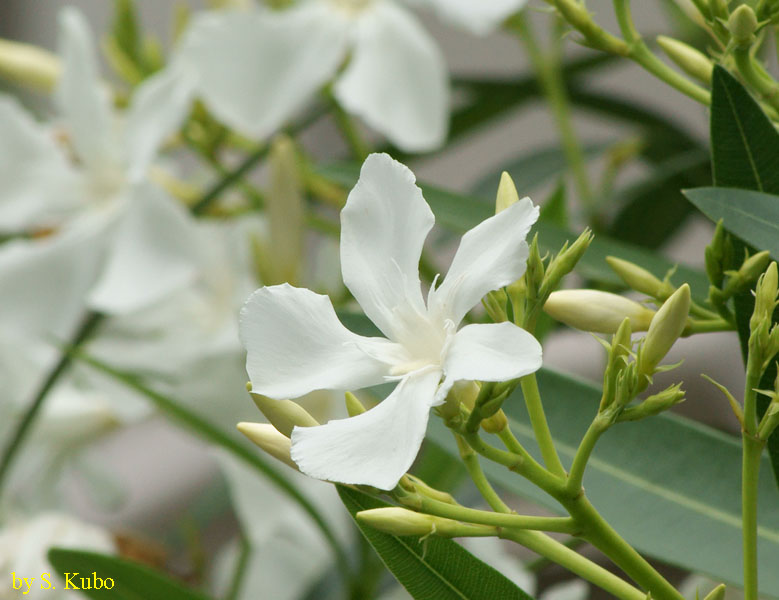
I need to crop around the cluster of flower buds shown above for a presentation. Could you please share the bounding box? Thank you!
[748,262,779,376]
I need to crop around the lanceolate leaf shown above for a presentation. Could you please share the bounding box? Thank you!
[47,549,212,600]
[426,369,779,593]
[684,188,779,259]
[709,65,779,489]
[337,486,534,600]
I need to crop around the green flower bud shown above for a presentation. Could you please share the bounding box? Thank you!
[638,284,691,378]
[495,172,520,214]
[710,0,730,20]
[237,422,298,470]
[618,383,685,421]
[656,36,714,84]
[345,391,367,417]
[752,262,778,328]
[601,317,634,410]
[606,256,675,300]
[250,393,319,437]
[356,508,487,538]
[705,220,726,288]
[0,39,60,92]
[541,229,593,297]
[703,584,726,600]
[728,4,759,46]
[724,250,772,297]
[544,289,655,333]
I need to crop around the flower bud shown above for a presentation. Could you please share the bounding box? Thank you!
[356,508,441,537]
[617,384,685,421]
[606,256,675,300]
[542,229,593,297]
[703,584,726,600]
[544,289,655,333]
[728,5,759,46]
[656,36,713,84]
[724,250,772,297]
[345,391,367,417]
[705,220,726,288]
[638,284,691,378]
[250,393,319,437]
[0,39,60,92]
[356,508,486,538]
[495,172,520,214]
[237,422,298,470]
[752,262,778,328]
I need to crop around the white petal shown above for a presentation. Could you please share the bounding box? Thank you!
[178,5,349,139]
[123,63,197,181]
[440,322,541,399]
[56,7,117,171]
[0,96,82,230]
[334,2,448,152]
[239,283,398,399]
[87,184,202,314]
[290,369,441,490]
[430,197,539,325]
[423,0,526,36]
[340,153,434,342]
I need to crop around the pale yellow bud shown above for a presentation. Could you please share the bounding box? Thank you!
[728,5,759,46]
[703,584,726,600]
[544,289,655,333]
[237,422,298,470]
[606,256,674,300]
[250,393,319,437]
[356,508,439,536]
[656,36,713,84]
[495,172,520,214]
[638,284,691,378]
[0,39,60,92]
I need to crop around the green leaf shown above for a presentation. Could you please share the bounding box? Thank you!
[470,142,610,201]
[337,486,534,600]
[47,549,212,600]
[317,163,709,299]
[427,369,779,594]
[540,180,568,228]
[709,65,779,489]
[684,187,779,259]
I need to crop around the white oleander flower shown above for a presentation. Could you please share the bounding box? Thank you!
[0,7,197,315]
[176,0,525,152]
[239,153,542,490]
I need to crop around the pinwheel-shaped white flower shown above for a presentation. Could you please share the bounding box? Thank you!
[177,0,526,152]
[0,7,197,314]
[240,154,542,490]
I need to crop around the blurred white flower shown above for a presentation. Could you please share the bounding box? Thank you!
[0,512,115,600]
[240,153,541,490]
[176,0,525,152]
[0,7,197,315]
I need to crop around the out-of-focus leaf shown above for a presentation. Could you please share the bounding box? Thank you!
[684,187,779,258]
[709,65,779,489]
[470,142,611,200]
[47,549,212,600]
[427,369,779,594]
[540,180,568,228]
[337,486,535,600]
[318,163,709,299]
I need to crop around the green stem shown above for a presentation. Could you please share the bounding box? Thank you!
[683,318,734,335]
[74,351,353,590]
[413,494,578,534]
[741,433,764,600]
[520,373,567,477]
[456,434,511,513]
[327,91,370,161]
[500,528,646,600]
[563,495,683,600]
[0,310,103,493]
[566,418,608,494]
[225,532,251,600]
[511,13,595,212]
[733,46,779,117]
